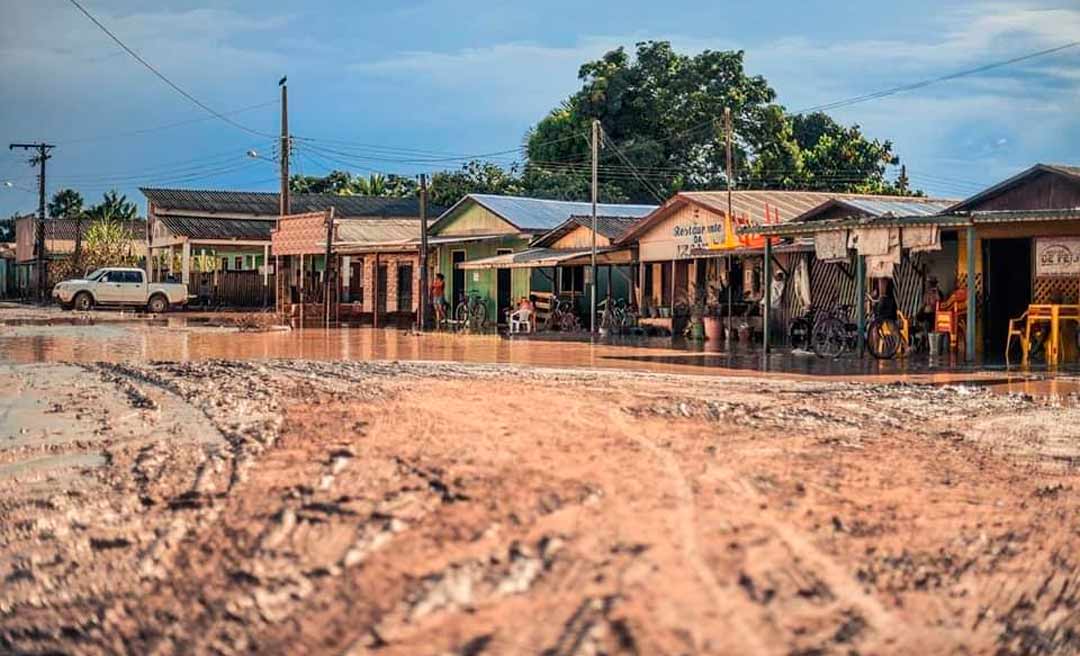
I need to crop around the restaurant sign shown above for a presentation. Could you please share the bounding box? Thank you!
[1035,237,1080,277]
[672,221,726,259]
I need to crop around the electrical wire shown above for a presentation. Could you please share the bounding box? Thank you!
[65,0,276,139]
[793,40,1080,114]
[56,100,279,145]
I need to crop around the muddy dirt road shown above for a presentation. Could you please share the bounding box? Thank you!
[1,359,1079,655]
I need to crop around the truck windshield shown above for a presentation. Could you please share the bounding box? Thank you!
[86,269,107,281]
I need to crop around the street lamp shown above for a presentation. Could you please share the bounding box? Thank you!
[247,149,275,163]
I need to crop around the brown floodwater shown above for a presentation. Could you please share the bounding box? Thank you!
[3,318,1080,398]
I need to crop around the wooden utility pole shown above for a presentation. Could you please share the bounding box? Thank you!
[418,174,430,331]
[723,108,734,347]
[9,142,54,301]
[279,77,290,217]
[324,207,335,326]
[590,119,599,335]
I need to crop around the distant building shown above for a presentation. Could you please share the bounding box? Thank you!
[428,194,655,323]
[142,188,442,308]
[13,215,147,296]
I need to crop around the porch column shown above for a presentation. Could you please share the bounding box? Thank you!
[636,260,644,308]
[763,241,772,354]
[855,253,866,355]
[262,244,270,287]
[181,240,191,287]
[966,227,976,360]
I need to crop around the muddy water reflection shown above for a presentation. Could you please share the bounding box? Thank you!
[4,322,1080,395]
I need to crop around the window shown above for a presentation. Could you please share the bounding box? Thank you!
[123,270,143,284]
[234,256,244,271]
[397,263,413,311]
[220,257,229,272]
[563,266,585,293]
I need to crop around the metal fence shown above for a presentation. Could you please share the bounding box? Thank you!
[188,271,274,308]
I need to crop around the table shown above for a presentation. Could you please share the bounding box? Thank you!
[1022,304,1080,366]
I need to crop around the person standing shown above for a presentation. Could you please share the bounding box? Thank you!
[431,273,447,326]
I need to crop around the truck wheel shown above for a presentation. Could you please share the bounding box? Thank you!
[147,294,169,314]
[73,292,93,312]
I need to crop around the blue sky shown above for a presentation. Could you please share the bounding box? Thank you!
[1,0,1078,216]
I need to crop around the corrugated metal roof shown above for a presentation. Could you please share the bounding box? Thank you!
[531,214,642,247]
[459,247,614,270]
[438,194,656,233]
[141,187,444,219]
[827,198,954,217]
[743,213,972,237]
[970,208,1080,224]
[43,218,147,240]
[335,218,420,245]
[947,163,1080,213]
[157,215,273,240]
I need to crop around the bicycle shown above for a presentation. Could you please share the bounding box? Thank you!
[810,304,859,359]
[546,294,581,332]
[788,305,821,351]
[598,297,631,335]
[453,289,488,333]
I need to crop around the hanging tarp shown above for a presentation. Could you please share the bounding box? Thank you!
[813,231,848,262]
[903,225,941,252]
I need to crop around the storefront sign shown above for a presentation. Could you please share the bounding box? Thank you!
[1035,238,1080,277]
[672,221,726,259]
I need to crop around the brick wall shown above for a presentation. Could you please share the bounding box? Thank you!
[348,253,419,313]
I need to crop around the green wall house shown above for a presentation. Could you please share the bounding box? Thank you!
[429,195,655,324]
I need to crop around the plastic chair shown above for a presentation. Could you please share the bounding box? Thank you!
[935,289,967,355]
[1005,310,1029,366]
[509,308,533,334]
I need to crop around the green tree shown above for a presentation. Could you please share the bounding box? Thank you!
[429,161,522,208]
[526,41,914,200]
[47,189,84,219]
[788,112,905,194]
[87,190,138,221]
[49,188,89,263]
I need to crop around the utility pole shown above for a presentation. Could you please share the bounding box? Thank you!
[590,118,599,335]
[418,173,430,331]
[9,142,54,301]
[723,108,734,348]
[279,76,290,217]
[323,207,335,326]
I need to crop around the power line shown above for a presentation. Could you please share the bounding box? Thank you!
[57,100,279,145]
[65,0,276,139]
[794,40,1080,114]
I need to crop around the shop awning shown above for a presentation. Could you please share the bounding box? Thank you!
[458,247,633,270]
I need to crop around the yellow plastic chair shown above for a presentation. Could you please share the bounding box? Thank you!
[1005,310,1029,366]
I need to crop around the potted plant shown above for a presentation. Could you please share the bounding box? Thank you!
[703,303,723,343]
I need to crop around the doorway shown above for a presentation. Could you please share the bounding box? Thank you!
[376,263,388,315]
[496,249,513,325]
[451,250,466,306]
[983,237,1031,361]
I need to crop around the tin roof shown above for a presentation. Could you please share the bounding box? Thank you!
[335,218,421,246]
[141,187,444,219]
[532,214,642,247]
[430,194,656,234]
[43,218,147,240]
[617,190,922,244]
[792,197,954,222]
[946,163,1080,213]
[157,215,273,240]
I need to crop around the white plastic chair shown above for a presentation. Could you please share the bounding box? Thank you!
[509,308,533,334]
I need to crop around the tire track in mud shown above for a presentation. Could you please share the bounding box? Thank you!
[606,406,769,655]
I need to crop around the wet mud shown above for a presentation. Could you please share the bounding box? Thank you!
[2,359,1079,654]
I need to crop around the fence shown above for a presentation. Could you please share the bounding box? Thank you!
[188,271,274,308]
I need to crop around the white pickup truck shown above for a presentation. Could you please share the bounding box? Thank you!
[53,267,189,313]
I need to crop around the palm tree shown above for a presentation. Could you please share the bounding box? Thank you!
[353,173,387,196]
[48,188,88,263]
[87,190,138,221]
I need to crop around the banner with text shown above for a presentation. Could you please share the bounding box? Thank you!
[1035,237,1080,277]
